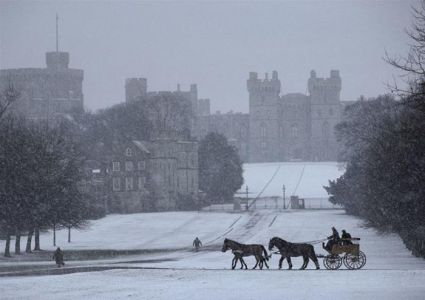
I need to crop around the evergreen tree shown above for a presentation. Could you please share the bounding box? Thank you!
[199,133,243,205]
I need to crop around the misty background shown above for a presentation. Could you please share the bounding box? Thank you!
[0,0,416,113]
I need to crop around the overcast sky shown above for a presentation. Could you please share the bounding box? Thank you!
[0,0,417,113]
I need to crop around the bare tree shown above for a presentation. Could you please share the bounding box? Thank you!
[0,83,20,121]
[385,1,425,96]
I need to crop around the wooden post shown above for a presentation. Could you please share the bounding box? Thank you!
[53,223,56,247]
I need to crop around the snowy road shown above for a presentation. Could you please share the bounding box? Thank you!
[1,210,425,299]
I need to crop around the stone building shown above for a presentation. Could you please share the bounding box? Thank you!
[108,140,151,213]
[107,139,198,213]
[197,112,249,162]
[114,78,200,212]
[0,51,84,122]
[197,70,346,162]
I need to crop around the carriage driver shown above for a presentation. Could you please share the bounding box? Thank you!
[323,227,340,253]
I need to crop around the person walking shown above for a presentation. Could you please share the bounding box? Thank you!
[193,237,202,252]
[52,247,65,267]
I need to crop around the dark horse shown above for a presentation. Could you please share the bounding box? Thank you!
[222,238,269,269]
[268,237,320,270]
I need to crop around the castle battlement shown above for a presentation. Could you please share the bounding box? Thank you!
[247,71,281,94]
[308,70,341,103]
[308,70,341,93]
[125,78,147,102]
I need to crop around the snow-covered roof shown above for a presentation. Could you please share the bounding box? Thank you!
[132,140,150,154]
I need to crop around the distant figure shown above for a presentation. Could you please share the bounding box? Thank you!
[341,229,353,245]
[323,227,340,253]
[193,237,202,252]
[52,247,65,267]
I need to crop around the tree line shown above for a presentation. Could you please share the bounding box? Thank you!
[326,2,425,258]
[0,87,244,256]
[0,86,89,256]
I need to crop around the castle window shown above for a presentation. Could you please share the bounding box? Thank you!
[125,177,133,191]
[138,161,146,170]
[189,154,196,168]
[322,121,330,138]
[125,161,134,171]
[260,123,267,139]
[261,141,267,152]
[138,177,146,190]
[112,177,121,191]
[112,162,120,172]
[291,125,298,138]
[125,148,133,157]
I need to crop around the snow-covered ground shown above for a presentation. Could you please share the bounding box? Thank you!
[1,209,425,299]
[239,162,345,198]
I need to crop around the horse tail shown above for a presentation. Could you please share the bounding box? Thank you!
[261,245,270,260]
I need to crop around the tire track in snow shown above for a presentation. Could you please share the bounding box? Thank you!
[269,215,278,228]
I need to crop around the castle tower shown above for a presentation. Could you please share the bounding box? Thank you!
[125,78,147,102]
[308,70,341,160]
[247,71,281,162]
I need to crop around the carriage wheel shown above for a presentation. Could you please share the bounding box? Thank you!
[343,251,366,270]
[323,255,342,270]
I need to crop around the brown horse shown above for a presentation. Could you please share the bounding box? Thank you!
[268,237,320,270]
[222,238,269,269]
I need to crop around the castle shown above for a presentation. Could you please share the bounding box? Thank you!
[0,51,84,122]
[195,70,347,162]
[126,69,347,163]
[247,70,342,162]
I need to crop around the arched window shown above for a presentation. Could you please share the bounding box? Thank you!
[125,148,132,157]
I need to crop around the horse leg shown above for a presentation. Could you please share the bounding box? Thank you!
[252,257,259,269]
[257,255,263,270]
[242,258,248,269]
[279,256,284,269]
[239,257,245,269]
[300,256,308,270]
[232,257,237,269]
[263,258,269,269]
[309,249,320,270]
[287,257,293,270]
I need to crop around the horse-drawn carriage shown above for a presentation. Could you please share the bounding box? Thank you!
[321,238,367,270]
[221,235,367,271]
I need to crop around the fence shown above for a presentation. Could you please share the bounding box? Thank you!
[201,197,342,212]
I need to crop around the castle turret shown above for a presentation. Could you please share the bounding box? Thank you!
[308,70,341,161]
[247,71,281,162]
[46,52,69,69]
[308,69,341,103]
[125,78,147,102]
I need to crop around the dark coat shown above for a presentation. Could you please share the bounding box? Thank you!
[53,249,64,264]
[341,231,352,245]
